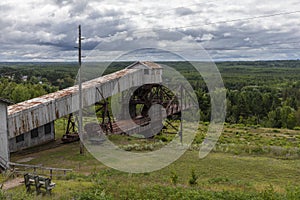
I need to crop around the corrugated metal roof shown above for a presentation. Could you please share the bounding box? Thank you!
[7,68,135,116]
[126,61,162,69]
[0,98,13,105]
[140,61,162,69]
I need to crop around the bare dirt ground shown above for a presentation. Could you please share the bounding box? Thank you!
[2,177,23,190]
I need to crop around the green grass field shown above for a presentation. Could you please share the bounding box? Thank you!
[4,147,300,199]
[1,120,300,199]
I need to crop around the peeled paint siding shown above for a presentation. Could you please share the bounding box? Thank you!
[9,122,55,152]
[7,67,162,138]
[0,103,9,167]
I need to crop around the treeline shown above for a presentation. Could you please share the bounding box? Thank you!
[0,62,127,103]
[0,78,58,103]
[0,63,79,103]
[0,62,77,89]
[164,61,300,129]
[226,87,299,129]
[1,61,300,129]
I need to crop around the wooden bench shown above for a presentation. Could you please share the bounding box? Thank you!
[34,175,56,194]
[24,173,36,192]
[24,173,56,195]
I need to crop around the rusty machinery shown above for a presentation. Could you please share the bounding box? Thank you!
[61,113,80,143]
[63,84,194,142]
[90,84,183,136]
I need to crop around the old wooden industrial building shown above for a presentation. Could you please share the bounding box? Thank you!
[0,61,163,169]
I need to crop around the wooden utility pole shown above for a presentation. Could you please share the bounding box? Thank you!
[78,25,84,155]
[179,84,183,143]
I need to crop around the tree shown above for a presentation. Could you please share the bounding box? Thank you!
[287,112,296,129]
[10,85,31,103]
[280,106,295,129]
[266,107,282,128]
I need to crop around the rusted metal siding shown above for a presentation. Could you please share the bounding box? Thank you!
[9,122,55,152]
[7,64,163,138]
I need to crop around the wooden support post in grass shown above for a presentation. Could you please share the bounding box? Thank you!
[50,169,53,179]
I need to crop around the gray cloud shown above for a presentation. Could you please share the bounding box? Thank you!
[0,0,300,61]
[175,7,194,16]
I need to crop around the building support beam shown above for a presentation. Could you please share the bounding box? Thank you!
[0,99,11,169]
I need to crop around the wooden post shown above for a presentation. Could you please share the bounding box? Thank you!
[78,25,84,155]
[179,85,183,143]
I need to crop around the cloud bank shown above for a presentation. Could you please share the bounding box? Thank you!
[1,0,300,61]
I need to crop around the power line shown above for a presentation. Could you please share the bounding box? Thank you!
[4,8,300,61]
[77,39,300,57]
[3,2,220,48]
[38,6,300,51]
[170,10,300,30]
[94,10,300,40]
[24,8,300,56]
[89,0,221,28]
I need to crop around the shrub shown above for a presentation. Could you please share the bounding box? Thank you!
[208,177,231,184]
[188,170,198,186]
[286,185,300,199]
[260,184,281,200]
[0,190,6,200]
[204,122,209,126]
[170,171,178,186]
[293,126,300,130]
[74,185,113,200]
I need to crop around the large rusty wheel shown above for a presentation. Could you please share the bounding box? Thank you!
[129,84,179,119]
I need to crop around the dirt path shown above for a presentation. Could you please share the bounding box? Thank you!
[2,177,23,190]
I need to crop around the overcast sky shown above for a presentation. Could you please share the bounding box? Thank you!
[1,0,300,62]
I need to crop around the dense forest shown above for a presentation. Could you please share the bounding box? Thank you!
[166,61,300,129]
[1,60,300,130]
[0,62,77,102]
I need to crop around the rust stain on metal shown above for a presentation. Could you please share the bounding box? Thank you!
[21,117,26,136]
[13,117,18,136]
[35,117,39,127]
[6,65,152,137]
[7,68,138,116]
[127,61,162,69]
[55,109,59,119]
[140,61,162,69]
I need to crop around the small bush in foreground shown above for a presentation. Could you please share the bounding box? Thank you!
[188,169,198,186]
[170,171,178,186]
[74,185,113,200]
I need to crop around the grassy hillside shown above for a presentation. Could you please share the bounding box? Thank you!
[2,124,300,199]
